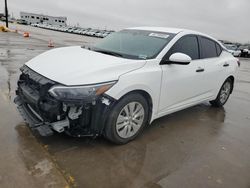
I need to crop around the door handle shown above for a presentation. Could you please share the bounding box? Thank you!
[196,68,205,72]
[223,63,229,67]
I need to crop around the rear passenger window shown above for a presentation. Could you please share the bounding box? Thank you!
[166,35,199,60]
[216,43,222,56]
[200,37,218,58]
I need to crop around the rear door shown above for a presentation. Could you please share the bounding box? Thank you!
[198,36,226,97]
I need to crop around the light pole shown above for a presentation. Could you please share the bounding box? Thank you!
[4,0,9,27]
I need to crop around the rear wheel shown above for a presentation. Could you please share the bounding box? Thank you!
[210,78,233,107]
[104,93,149,144]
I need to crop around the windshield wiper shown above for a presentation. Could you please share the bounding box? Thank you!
[93,49,124,57]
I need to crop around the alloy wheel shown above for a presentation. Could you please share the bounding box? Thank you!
[219,81,231,104]
[116,102,145,139]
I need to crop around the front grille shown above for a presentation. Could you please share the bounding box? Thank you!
[17,65,62,122]
[19,66,56,94]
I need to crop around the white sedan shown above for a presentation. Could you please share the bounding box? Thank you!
[15,27,239,144]
[224,44,241,57]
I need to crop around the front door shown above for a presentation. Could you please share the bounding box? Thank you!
[158,35,209,115]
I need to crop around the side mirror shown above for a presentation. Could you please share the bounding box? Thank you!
[162,52,192,65]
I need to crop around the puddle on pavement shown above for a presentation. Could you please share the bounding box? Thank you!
[0,46,48,101]
[33,104,229,188]
[14,123,70,187]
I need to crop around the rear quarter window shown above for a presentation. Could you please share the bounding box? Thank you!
[216,43,222,56]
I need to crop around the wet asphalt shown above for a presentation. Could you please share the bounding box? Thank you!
[0,24,250,188]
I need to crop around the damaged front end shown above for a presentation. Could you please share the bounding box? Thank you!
[14,65,116,137]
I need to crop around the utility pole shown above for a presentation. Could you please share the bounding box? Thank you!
[4,0,9,27]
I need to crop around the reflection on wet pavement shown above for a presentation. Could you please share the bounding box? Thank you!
[0,95,68,187]
[0,33,49,102]
[37,101,250,188]
[0,30,250,188]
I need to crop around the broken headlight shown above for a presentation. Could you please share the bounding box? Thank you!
[48,81,116,101]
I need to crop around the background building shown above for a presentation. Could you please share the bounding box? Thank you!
[20,12,67,26]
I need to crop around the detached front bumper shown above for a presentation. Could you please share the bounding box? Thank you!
[14,66,115,137]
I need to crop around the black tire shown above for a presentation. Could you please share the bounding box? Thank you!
[210,78,233,107]
[104,93,149,144]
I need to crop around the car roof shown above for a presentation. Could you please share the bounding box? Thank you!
[127,27,184,34]
[126,26,225,48]
[127,26,212,37]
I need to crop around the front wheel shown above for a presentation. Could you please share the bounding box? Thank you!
[104,93,149,144]
[210,78,233,107]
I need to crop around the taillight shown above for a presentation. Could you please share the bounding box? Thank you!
[237,59,240,67]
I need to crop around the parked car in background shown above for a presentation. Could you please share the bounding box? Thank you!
[30,23,112,38]
[17,19,28,25]
[8,19,15,23]
[224,44,241,57]
[72,28,80,34]
[66,27,75,33]
[239,45,250,57]
[94,31,102,37]
[80,29,89,35]
[60,27,69,32]
[15,27,239,144]
[102,31,111,38]
[31,23,39,27]
[85,29,99,36]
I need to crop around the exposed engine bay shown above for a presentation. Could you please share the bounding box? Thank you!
[14,65,115,137]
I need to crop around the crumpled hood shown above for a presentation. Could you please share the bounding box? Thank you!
[26,46,146,85]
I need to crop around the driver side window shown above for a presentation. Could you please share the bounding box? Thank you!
[165,35,200,60]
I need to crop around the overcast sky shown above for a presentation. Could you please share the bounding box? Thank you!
[1,0,249,43]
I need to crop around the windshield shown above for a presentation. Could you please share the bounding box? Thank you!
[239,45,249,50]
[225,44,237,50]
[92,29,175,60]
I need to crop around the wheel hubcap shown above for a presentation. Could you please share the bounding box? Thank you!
[116,102,145,139]
[220,81,231,104]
